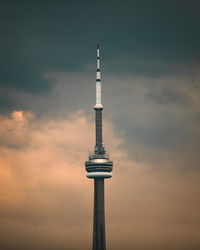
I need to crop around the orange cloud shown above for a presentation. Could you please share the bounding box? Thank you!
[0,110,200,250]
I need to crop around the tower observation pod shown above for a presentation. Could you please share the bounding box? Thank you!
[85,42,113,250]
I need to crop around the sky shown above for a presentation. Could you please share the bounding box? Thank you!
[0,0,200,249]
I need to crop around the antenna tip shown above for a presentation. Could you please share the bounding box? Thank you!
[97,42,99,49]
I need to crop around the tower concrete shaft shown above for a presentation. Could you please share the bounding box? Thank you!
[93,178,106,250]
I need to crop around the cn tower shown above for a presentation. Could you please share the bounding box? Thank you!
[85,42,113,250]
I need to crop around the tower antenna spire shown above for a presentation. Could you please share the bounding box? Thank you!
[94,41,103,110]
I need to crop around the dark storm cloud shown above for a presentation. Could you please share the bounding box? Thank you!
[147,88,189,105]
[0,95,15,110]
[1,0,200,98]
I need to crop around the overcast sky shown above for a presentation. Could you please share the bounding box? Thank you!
[0,1,200,250]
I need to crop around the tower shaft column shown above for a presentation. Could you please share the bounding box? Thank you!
[95,109,102,149]
[93,178,106,250]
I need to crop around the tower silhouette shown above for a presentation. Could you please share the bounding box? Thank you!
[85,42,113,250]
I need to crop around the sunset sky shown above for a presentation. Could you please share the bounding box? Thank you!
[1,1,200,249]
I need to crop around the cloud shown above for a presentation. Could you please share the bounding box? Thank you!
[1,69,200,168]
[1,0,200,98]
[0,109,122,249]
[1,2,200,248]
[0,110,200,249]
